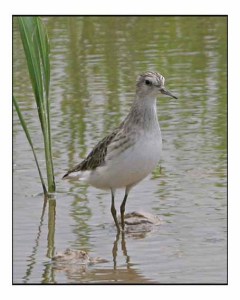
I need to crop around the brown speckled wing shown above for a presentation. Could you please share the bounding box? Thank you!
[62,127,121,178]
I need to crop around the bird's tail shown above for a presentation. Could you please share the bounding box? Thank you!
[62,170,90,181]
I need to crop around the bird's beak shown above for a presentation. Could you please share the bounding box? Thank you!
[160,88,178,99]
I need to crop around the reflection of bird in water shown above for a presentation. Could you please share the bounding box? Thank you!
[52,232,155,283]
[63,72,177,231]
[112,231,130,270]
[51,211,162,282]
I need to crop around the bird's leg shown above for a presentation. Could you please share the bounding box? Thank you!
[111,189,120,232]
[120,189,129,231]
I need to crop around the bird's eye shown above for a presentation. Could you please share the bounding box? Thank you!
[145,79,151,85]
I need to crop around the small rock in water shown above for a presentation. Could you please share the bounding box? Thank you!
[119,211,162,236]
[52,248,108,265]
[124,211,162,226]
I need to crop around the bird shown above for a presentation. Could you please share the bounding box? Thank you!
[63,71,177,232]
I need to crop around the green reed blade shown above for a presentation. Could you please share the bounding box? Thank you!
[17,16,55,193]
[13,96,47,196]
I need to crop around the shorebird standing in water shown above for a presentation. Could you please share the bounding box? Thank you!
[63,71,177,232]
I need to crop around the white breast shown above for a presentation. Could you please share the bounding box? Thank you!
[88,130,162,190]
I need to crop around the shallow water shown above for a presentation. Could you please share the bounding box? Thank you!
[13,16,227,284]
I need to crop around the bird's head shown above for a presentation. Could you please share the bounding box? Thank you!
[136,71,177,99]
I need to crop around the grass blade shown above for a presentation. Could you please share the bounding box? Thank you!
[13,96,47,196]
[17,16,55,193]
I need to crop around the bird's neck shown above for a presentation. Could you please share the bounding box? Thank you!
[124,95,159,131]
